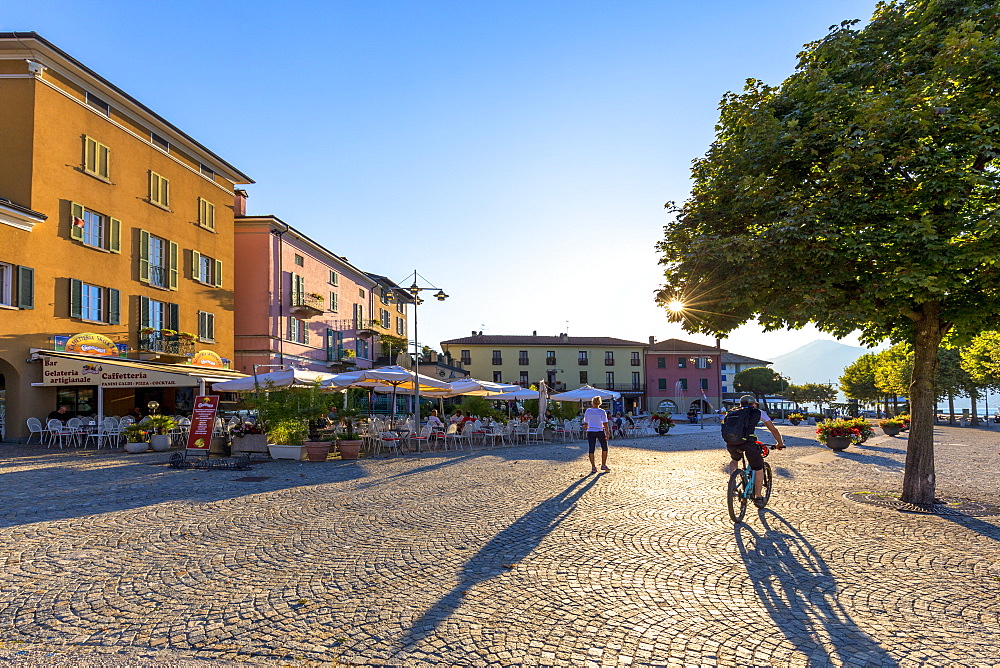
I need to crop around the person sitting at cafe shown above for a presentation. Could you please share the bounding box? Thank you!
[450,410,464,425]
[426,409,444,431]
[687,408,699,424]
[47,405,69,422]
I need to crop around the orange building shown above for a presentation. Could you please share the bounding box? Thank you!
[0,33,252,439]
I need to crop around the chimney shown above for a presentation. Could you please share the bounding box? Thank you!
[471,330,477,336]
[649,336,655,345]
[532,330,537,336]
[559,333,568,343]
[234,189,248,216]
[479,330,483,336]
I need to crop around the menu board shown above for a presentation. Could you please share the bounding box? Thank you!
[186,395,219,451]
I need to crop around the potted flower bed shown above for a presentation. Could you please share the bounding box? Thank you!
[332,406,363,459]
[842,417,874,444]
[246,380,338,461]
[266,420,308,460]
[231,421,268,454]
[879,418,905,436]
[651,413,675,435]
[815,418,860,451]
[123,424,150,453]
[146,415,178,452]
[788,412,805,426]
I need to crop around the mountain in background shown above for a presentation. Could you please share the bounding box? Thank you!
[770,340,874,386]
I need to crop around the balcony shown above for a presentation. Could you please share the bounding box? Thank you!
[138,332,194,358]
[290,293,325,317]
[545,356,557,365]
[518,358,530,366]
[604,359,615,366]
[327,348,357,367]
[578,358,589,365]
[631,359,641,366]
[492,358,503,366]
[597,382,645,393]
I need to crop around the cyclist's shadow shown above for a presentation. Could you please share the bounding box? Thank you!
[735,510,898,666]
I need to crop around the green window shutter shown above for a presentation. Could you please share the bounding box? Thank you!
[84,136,96,172]
[108,288,120,325]
[16,266,33,309]
[162,178,169,207]
[168,241,178,290]
[139,296,150,328]
[139,229,150,283]
[337,331,343,356]
[109,218,121,253]
[69,279,82,318]
[191,250,201,281]
[326,328,334,361]
[214,259,222,287]
[168,302,179,331]
[98,143,109,179]
[70,202,84,241]
[303,322,309,345]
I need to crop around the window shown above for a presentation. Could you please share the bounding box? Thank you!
[330,292,339,312]
[191,251,222,287]
[632,372,641,389]
[380,308,391,328]
[492,350,502,365]
[325,329,344,362]
[721,363,728,370]
[353,303,364,329]
[658,378,667,390]
[579,371,588,384]
[198,198,215,230]
[328,270,338,285]
[288,317,309,344]
[83,136,110,179]
[85,92,110,116]
[677,356,687,368]
[679,378,688,390]
[605,351,615,366]
[461,350,471,365]
[657,357,665,369]
[198,311,215,341]
[721,375,727,381]
[578,351,588,365]
[149,172,169,208]
[380,289,390,305]
[631,352,640,366]
[606,371,615,387]
[359,288,366,298]
[493,371,502,383]
[396,316,405,335]
[294,254,304,267]
[291,274,306,305]
[519,371,529,387]
[396,300,405,313]
[0,262,11,306]
[700,378,709,390]
[150,132,169,152]
[546,351,556,365]
[140,231,177,289]
[723,386,729,392]
[69,203,121,253]
[139,296,178,331]
[519,351,529,365]
[200,164,215,179]
[695,357,710,369]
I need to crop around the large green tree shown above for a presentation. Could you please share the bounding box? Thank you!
[840,353,881,407]
[732,367,787,410]
[657,1,1000,504]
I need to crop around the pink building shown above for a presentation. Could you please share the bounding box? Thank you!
[645,338,725,415]
[233,207,410,375]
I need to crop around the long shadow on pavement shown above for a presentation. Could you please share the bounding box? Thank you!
[735,510,899,667]
[392,475,600,655]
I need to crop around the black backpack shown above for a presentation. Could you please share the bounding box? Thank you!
[721,406,761,445]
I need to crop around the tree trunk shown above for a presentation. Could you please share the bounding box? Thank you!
[970,388,979,426]
[948,393,955,424]
[901,302,946,505]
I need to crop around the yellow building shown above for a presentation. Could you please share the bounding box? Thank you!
[0,33,252,439]
[440,332,647,413]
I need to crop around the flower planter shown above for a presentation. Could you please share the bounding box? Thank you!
[656,424,671,435]
[125,441,148,454]
[304,441,332,462]
[267,444,307,460]
[881,425,902,436]
[149,434,172,452]
[336,440,363,460]
[826,435,852,451]
[232,434,268,455]
[789,419,802,426]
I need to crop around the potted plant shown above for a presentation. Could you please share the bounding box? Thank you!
[146,414,178,451]
[123,424,149,453]
[651,413,675,435]
[788,412,805,426]
[159,328,177,337]
[231,421,268,454]
[895,413,911,430]
[266,419,309,460]
[334,406,363,459]
[176,331,198,342]
[815,418,860,451]
[879,417,905,436]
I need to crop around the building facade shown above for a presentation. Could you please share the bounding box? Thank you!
[721,352,773,405]
[440,333,647,413]
[232,215,410,375]
[645,338,725,414]
[0,33,251,439]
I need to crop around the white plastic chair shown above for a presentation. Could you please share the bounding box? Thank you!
[47,419,78,448]
[26,417,46,445]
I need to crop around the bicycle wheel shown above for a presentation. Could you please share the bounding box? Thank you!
[759,463,773,507]
[727,469,748,522]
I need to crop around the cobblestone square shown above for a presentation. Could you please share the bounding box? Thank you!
[0,424,998,666]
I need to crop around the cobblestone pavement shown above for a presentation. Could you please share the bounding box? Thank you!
[0,423,998,667]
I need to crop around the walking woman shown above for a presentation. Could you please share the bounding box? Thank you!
[584,396,612,473]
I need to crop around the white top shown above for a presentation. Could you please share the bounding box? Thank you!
[426,416,443,428]
[583,407,609,431]
[759,410,772,423]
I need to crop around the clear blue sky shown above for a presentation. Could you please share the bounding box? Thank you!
[6,0,882,364]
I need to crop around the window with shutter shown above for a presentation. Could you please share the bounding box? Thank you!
[198,198,215,230]
[16,266,33,309]
[83,136,110,179]
[0,263,12,307]
[149,172,169,208]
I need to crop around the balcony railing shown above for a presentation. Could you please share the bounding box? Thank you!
[596,382,645,392]
[631,359,641,366]
[604,358,615,366]
[291,293,325,317]
[492,358,503,365]
[518,358,529,366]
[138,333,194,357]
[578,358,589,365]
[149,265,168,289]
[545,356,557,365]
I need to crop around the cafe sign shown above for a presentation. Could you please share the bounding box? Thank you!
[54,333,128,357]
[191,350,224,368]
[40,356,200,388]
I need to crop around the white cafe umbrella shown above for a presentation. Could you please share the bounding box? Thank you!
[211,369,337,392]
[538,381,548,422]
[323,365,452,417]
[483,388,540,400]
[439,378,520,398]
[549,385,622,402]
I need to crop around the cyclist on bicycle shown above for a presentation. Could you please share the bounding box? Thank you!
[725,395,785,507]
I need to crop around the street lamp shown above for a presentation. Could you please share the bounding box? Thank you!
[401,270,448,427]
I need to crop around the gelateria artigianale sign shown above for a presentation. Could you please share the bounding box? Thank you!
[40,356,202,388]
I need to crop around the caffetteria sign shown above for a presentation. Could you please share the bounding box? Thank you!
[53,333,128,358]
[191,350,224,368]
[39,357,201,388]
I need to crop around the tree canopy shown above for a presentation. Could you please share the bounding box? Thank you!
[732,367,787,409]
[656,0,1000,504]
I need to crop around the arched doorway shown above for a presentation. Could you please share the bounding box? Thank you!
[689,399,712,413]
[0,356,20,441]
[657,399,678,414]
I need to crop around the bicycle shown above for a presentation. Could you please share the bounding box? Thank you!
[727,441,774,523]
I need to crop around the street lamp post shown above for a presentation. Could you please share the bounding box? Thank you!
[402,270,448,430]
